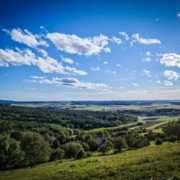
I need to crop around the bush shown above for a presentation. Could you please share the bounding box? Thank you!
[168,135,178,142]
[50,149,64,161]
[64,142,83,159]
[155,138,163,145]
[76,149,87,159]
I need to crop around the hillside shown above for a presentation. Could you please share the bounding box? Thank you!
[0,143,180,180]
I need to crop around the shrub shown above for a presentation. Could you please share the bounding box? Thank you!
[168,135,178,142]
[155,138,162,145]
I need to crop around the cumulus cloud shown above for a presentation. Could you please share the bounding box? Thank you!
[91,67,101,71]
[112,36,122,44]
[132,83,138,86]
[164,70,179,80]
[160,53,180,68]
[60,55,74,64]
[119,31,129,41]
[103,61,108,64]
[132,33,161,45]
[29,76,109,90]
[117,64,121,67]
[177,13,180,17]
[141,69,151,77]
[0,48,87,75]
[46,33,110,55]
[3,28,48,47]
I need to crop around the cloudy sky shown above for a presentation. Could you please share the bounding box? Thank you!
[0,0,180,101]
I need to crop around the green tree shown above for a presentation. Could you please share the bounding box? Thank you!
[82,142,89,152]
[64,142,83,159]
[163,121,180,142]
[0,135,24,170]
[112,137,128,152]
[87,139,98,152]
[50,148,64,161]
[99,140,113,155]
[125,133,136,149]
[21,132,51,168]
[52,139,60,149]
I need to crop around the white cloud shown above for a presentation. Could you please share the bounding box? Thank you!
[103,47,111,52]
[0,48,87,75]
[3,28,48,47]
[132,83,138,86]
[31,76,46,79]
[177,13,180,17]
[157,80,173,86]
[164,70,180,80]
[25,79,37,83]
[142,57,151,62]
[164,80,173,86]
[117,64,121,67]
[118,86,124,89]
[160,53,180,68]
[37,49,48,57]
[132,33,161,45]
[103,61,108,64]
[119,31,129,41]
[104,70,116,74]
[145,52,152,56]
[60,55,74,64]
[156,53,163,57]
[46,33,110,55]
[112,36,122,44]
[40,26,45,29]
[91,67,101,71]
[28,76,109,91]
[141,69,151,77]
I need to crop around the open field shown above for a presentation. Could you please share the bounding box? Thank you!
[138,116,180,129]
[11,102,180,111]
[0,143,180,180]
[85,120,144,133]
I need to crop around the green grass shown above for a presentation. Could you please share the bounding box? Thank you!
[157,116,180,121]
[86,120,144,133]
[1,143,180,180]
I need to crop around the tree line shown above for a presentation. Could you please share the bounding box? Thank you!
[0,104,138,130]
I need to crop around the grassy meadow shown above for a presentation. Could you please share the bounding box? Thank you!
[0,143,180,180]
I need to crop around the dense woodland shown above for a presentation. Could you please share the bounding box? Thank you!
[0,104,138,130]
[117,108,180,116]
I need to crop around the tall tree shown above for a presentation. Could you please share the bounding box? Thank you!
[112,137,128,152]
[21,132,51,168]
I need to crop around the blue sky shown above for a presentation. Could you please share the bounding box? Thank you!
[0,0,180,101]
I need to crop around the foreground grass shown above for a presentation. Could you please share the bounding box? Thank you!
[1,143,180,180]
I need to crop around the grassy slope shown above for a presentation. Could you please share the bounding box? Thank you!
[1,143,180,180]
